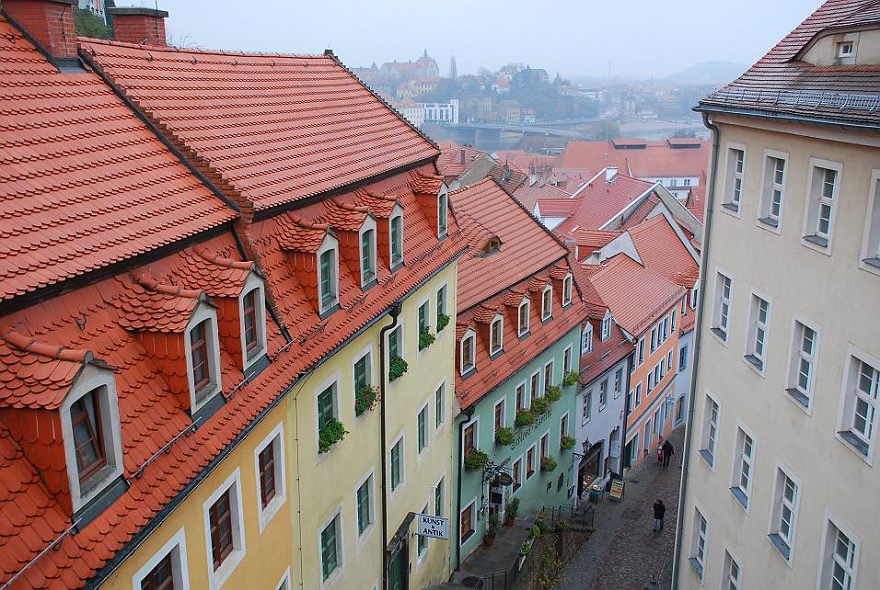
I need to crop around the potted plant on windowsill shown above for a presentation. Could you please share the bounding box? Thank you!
[436,313,450,332]
[418,328,436,350]
[560,435,576,451]
[495,426,514,446]
[562,371,579,387]
[504,498,520,527]
[484,513,500,546]
[531,396,550,414]
[318,419,349,453]
[463,447,489,471]
[354,384,380,416]
[545,384,562,402]
[388,356,408,381]
[540,455,558,472]
[514,409,535,428]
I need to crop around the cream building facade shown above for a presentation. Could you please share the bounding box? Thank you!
[676,2,880,589]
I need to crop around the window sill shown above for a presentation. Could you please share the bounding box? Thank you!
[744,354,764,373]
[861,257,880,274]
[698,449,714,468]
[802,234,831,255]
[688,557,704,579]
[757,215,779,228]
[838,430,870,457]
[729,486,749,510]
[768,533,792,561]
[709,327,728,343]
[784,387,810,409]
[720,202,740,215]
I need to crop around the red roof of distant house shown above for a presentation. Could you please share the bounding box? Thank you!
[556,139,709,179]
[548,173,655,236]
[452,178,568,310]
[587,255,685,337]
[627,215,699,287]
[436,142,489,182]
[698,0,880,126]
[79,40,438,212]
[0,18,236,303]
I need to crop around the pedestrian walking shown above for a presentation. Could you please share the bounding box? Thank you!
[652,499,666,532]
[661,439,674,467]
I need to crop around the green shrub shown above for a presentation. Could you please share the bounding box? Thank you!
[463,447,489,471]
[540,456,557,472]
[389,356,408,381]
[318,419,348,453]
[495,426,514,446]
[418,328,435,350]
[515,409,535,428]
[531,396,550,414]
[545,385,562,402]
[560,435,576,451]
[436,313,450,332]
[354,384,379,416]
[562,371,580,387]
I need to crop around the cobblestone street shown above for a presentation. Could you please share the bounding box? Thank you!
[554,426,684,590]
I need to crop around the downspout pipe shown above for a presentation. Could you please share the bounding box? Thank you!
[379,302,402,590]
[453,405,476,573]
[672,112,720,589]
[619,348,635,475]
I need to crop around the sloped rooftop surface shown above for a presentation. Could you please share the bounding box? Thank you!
[698,0,880,125]
[451,178,569,311]
[0,18,236,303]
[549,173,655,236]
[627,214,699,287]
[80,40,439,211]
[556,139,709,179]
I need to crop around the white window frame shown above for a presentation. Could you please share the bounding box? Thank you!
[744,293,771,373]
[518,298,530,336]
[711,271,733,342]
[598,380,607,410]
[786,317,818,410]
[315,375,340,453]
[758,150,788,230]
[543,360,554,396]
[836,346,880,462]
[355,470,375,539]
[541,285,553,320]
[563,345,573,376]
[390,432,405,492]
[417,402,430,455]
[722,145,745,214]
[688,506,708,580]
[613,368,622,398]
[438,188,449,238]
[730,425,755,510]
[802,158,842,252]
[600,311,612,341]
[699,393,719,468]
[489,314,504,355]
[133,527,191,590]
[359,218,377,286]
[562,273,573,307]
[319,509,343,584]
[186,304,223,412]
[493,398,506,433]
[860,169,880,274]
[767,464,800,562]
[239,274,268,370]
[637,337,645,366]
[61,367,124,512]
[390,209,404,269]
[460,330,476,375]
[275,568,292,590]
[582,323,593,354]
[722,549,742,590]
[526,443,538,478]
[317,235,340,313]
[460,499,476,544]
[635,382,642,406]
[254,422,286,532]
[435,381,445,429]
[818,515,859,590]
[582,390,592,424]
[203,469,246,589]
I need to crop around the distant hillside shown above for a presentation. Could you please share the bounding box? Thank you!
[664,61,748,85]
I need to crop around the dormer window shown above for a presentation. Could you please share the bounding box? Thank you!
[541,286,553,321]
[461,331,476,374]
[318,244,339,312]
[562,273,573,307]
[361,227,377,285]
[390,213,404,270]
[838,41,854,57]
[438,190,448,238]
[61,367,124,512]
[240,275,268,369]
[582,324,593,355]
[490,315,503,355]
[518,298,530,337]
[186,307,223,412]
[601,312,613,341]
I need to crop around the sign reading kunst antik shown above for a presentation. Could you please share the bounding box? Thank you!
[416,514,449,539]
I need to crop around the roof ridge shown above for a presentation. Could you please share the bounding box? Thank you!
[193,247,255,272]
[1,325,92,363]
[132,273,204,300]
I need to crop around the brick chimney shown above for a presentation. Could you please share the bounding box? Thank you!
[3,0,77,61]
[108,6,168,46]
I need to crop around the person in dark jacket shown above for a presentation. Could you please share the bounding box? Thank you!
[661,439,675,467]
[652,499,666,532]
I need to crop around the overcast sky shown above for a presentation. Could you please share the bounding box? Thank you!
[116,0,822,80]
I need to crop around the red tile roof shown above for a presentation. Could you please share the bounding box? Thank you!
[556,139,709,179]
[79,41,439,212]
[698,0,880,126]
[548,173,656,236]
[0,18,236,303]
[627,215,699,288]
[451,178,569,311]
[586,255,685,338]
[436,142,489,181]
